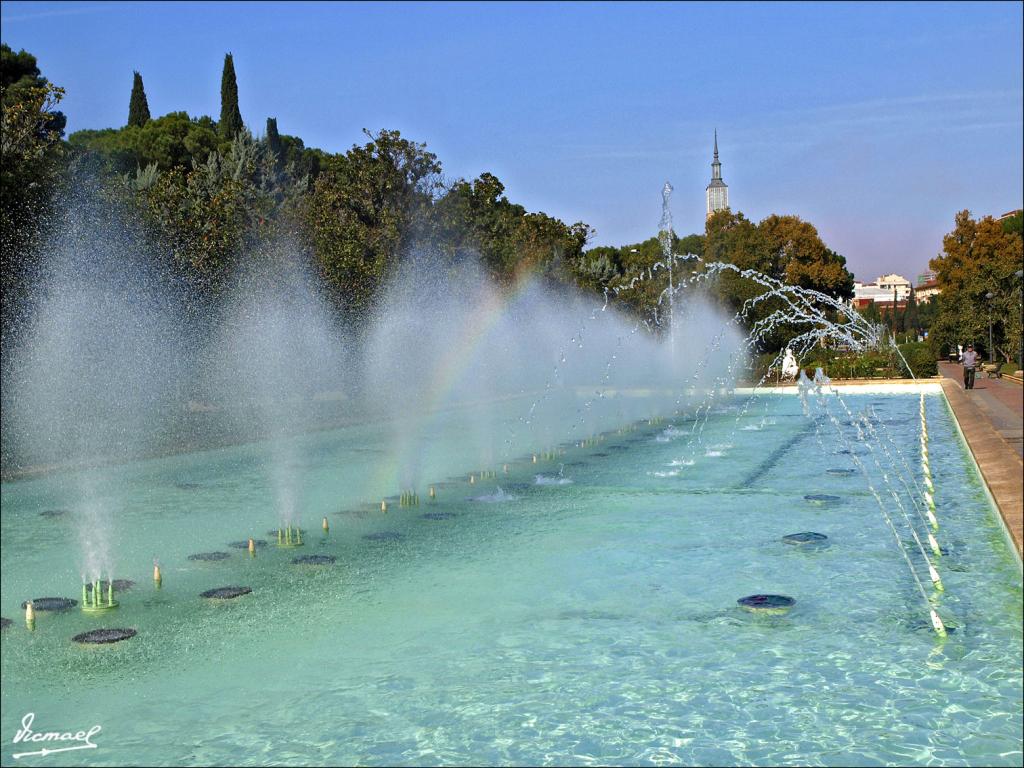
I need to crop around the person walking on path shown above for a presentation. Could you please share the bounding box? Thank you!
[962,344,979,390]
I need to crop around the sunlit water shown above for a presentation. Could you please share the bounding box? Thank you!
[1,393,1021,766]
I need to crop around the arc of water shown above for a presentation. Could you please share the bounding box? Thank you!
[812,386,943,581]
[811,385,946,589]
[826,397,941,547]
[807,386,948,637]
[601,238,948,636]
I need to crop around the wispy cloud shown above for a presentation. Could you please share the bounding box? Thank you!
[560,89,1022,164]
[0,1,120,22]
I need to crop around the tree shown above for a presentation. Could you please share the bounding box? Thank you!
[431,171,591,284]
[127,71,150,127]
[266,117,282,163]
[70,111,220,172]
[902,286,919,340]
[219,53,243,140]
[131,131,291,294]
[1,43,66,136]
[1,44,66,328]
[757,214,854,299]
[1001,210,1022,238]
[306,129,442,316]
[697,209,855,351]
[677,233,704,258]
[930,210,1024,362]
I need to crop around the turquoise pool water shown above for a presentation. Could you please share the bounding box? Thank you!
[1,391,1021,766]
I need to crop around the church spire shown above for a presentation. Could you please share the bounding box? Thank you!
[706,130,728,219]
[711,129,722,181]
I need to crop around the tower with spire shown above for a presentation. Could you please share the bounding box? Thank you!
[705,130,729,219]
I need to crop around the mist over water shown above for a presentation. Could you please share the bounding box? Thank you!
[361,250,744,489]
[203,244,347,527]
[1,184,745,573]
[3,188,187,580]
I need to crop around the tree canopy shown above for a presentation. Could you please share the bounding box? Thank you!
[929,210,1023,363]
[1,43,67,326]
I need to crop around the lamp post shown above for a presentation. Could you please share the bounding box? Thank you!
[985,291,995,364]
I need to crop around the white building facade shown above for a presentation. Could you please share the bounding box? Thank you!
[875,273,912,301]
[851,273,914,307]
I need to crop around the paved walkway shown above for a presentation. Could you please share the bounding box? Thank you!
[937,361,1023,556]
[938,362,1023,457]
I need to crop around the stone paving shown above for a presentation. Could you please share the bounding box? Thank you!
[939,361,1024,457]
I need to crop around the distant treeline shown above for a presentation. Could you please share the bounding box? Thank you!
[3,45,862,350]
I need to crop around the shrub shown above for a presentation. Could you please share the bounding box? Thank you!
[896,342,937,378]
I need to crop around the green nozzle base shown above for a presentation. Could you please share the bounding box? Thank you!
[81,600,119,614]
[275,542,305,549]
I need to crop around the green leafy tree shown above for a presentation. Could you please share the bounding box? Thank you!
[699,209,854,351]
[266,117,282,163]
[1,43,66,135]
[1001,210,1022,238]
[1,44,66,326]
[219,53,243,141]
[306,129,442,316]
[70,111,220,172]
[432,171,591,284]
[571,245,622,291]
[677,233,704,258]
[127,71,151,127]
[757,214,854,299]
[132,130,294,292]
[930,210,1023,363]
[902,286,919,340]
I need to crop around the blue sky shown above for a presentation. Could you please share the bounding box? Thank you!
[2,0,1021,280]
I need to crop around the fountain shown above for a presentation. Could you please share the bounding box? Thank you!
[3,176,1020,765]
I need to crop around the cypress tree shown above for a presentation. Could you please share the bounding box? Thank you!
[127,71,151,127]
[219,52,243,139]
[266,117,283,160]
